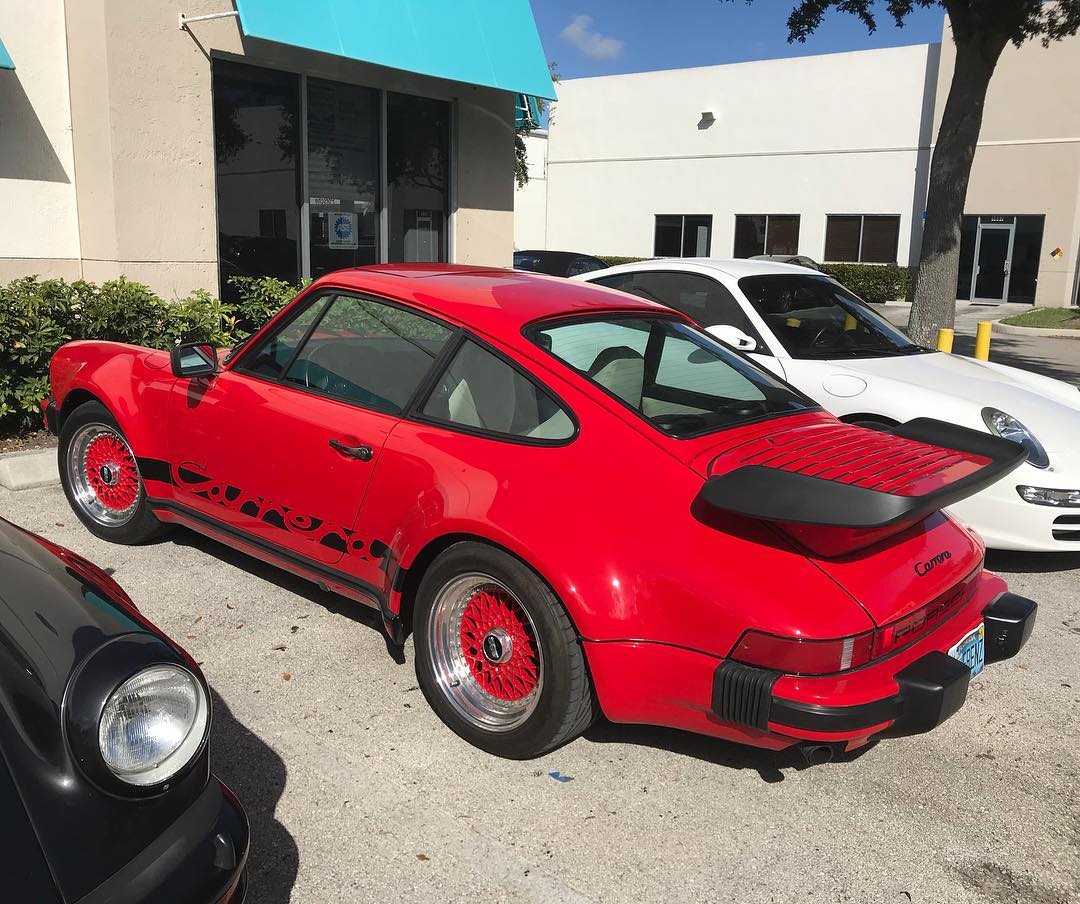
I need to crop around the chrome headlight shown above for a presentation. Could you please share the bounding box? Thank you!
[981,407,1049,469]
[98,665,209,786]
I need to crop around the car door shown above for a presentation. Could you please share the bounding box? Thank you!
[166,289,454,566]
[589,270,785,378]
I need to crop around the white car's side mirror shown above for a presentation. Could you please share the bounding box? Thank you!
[706,324,757,352]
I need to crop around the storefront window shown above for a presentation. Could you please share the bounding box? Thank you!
[306,78,380,277]
[824,215,900,263]
[214,64,453,285]
[734,215,800,258]
[653,215,712,257]
[387,93,450,263]
[213,61,301,299]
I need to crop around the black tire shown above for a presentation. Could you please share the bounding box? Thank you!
[58,401,166,544]
[413,541,597,759]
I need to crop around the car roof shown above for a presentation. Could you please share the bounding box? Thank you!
[589,257,820,279]
[311,264,671,337]
[515,250,597,260]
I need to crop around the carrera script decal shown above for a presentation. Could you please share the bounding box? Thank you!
[914,550,951,577]
[175,462,367,558]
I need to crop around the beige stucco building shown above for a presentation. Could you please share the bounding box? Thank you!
[938,18,1080,309]
[0,0,551,299]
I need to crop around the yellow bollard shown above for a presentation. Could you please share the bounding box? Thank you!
[975,320,992,360]
[936,328,954,353]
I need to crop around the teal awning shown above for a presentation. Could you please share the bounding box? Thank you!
[234,0,555,99]
[0,35,13,70]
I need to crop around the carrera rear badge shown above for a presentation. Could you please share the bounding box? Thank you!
[914,550,952,577]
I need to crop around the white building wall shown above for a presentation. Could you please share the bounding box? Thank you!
[514,131,549,250]
[540,44,940,263]
[0,0,81,280]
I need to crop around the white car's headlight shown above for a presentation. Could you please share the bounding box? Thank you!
[981,407,1049,469]
[99,665,209,786]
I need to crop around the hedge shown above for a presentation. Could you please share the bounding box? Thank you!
[0,275,299,433]
[824,263,913,304]
[596,256,653,267]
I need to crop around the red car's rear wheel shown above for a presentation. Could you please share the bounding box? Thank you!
[414,542,596,758]
[428,573,543,732]
[59,401,165,544]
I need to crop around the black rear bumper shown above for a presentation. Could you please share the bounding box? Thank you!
[712,593,1037,736]
[77,777,248,904]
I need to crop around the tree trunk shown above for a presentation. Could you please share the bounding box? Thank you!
[907,24,1009,346]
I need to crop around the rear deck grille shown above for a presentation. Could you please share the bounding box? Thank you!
[728,423,988,497]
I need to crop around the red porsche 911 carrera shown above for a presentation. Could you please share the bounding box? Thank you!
[43,265,1036,761]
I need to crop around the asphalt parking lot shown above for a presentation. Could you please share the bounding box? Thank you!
[4,483,1079,904]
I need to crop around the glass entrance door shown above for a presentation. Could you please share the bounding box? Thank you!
[306,78,379,277]
[387,93,450,263]
[972,223,1015,303]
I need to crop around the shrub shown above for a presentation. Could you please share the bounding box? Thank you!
[826,263,913,304]
[596,256,653,267]
[228,275,300,337]
[0,274,303,434]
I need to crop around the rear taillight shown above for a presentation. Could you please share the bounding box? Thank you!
[732,571,978,675]
[731,630,874,675]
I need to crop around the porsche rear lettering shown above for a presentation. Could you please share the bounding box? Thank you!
[914,550,952,577]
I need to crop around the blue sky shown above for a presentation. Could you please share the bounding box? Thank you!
[531,1,946,79]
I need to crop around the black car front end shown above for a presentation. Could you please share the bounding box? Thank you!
[0,518,248,903]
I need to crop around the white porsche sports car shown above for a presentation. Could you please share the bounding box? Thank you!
[578,258,1080,552]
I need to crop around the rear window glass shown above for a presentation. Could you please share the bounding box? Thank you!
[530,316,813,438]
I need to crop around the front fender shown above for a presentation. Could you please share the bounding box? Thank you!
[50,341,176,464]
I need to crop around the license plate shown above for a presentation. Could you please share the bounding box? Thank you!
[948,624,985,676]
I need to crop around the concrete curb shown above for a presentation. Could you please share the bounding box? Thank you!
[993,321,1080,339]
[0,448,60,491]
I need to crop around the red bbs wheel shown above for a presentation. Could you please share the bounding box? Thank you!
[460,584,541,703]
[430,574,544,731]
[69,425,141,527]
[58,401,165,544]
[79,429,141,518]
[414,542,597,759]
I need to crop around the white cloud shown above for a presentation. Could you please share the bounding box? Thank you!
[560,15,625,60]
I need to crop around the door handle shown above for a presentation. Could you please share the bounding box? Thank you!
[329,438,373,461]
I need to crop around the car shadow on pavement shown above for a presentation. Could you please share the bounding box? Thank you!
[986,549,1080,574]
[583,721,876,783]
[168,527,407,662]
[210,688,300,904]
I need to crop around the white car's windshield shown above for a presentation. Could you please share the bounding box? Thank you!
[529,315,815,438]
[738,275,928,360]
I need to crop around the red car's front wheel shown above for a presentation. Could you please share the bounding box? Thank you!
[414,542,596,758]
[58,401,165,544]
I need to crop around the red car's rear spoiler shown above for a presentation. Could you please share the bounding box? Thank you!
[697,418,1027,530]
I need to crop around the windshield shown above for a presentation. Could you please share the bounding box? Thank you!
[529,315,815,438]
[738,275,927,359]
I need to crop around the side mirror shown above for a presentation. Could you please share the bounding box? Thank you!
[706,324,757,352]
[170,342,218,378]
